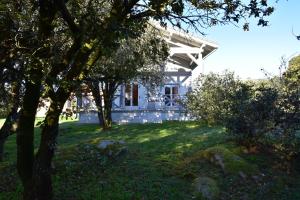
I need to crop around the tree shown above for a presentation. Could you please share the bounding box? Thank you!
[0,1,36,161]
[86,26,169,130]
[286,55,300,84]
[0,65,23,161]
[225,82,278,147]
[1,0,275,199]
[272,55,300,157]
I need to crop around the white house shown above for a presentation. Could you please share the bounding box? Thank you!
[79,27,218,123]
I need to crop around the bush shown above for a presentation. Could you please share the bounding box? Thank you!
[186,71,240,124]
[187,64,299,160]
[266,56,300,160]
[224,82,278,146]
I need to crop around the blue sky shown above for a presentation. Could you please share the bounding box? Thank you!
[199,0,300,79]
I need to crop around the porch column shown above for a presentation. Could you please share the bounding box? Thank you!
[191,44,205,83]
[119,84,124,109]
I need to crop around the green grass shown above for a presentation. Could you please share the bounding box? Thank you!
[1,121,300,199]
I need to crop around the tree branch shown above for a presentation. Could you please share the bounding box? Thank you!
[54,0,80,35]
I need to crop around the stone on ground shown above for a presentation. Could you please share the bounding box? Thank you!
[200,146,258,176]
[192,176,219,200]
[97,140,127,157]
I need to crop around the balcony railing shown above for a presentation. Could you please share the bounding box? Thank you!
[79,94,187,111]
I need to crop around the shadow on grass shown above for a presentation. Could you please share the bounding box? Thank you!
[51,121,227,200]
[1,121,227,199]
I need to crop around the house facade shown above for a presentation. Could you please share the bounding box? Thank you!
[79,28,218,123]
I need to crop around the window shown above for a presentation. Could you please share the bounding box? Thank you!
[164,85,178,106]
[125,83,139,106]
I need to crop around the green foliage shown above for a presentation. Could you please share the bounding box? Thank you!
[187,68,298,153]
[267,55,300,159]
[186,71,240,124]
[89,26,169,86]
[85,26,169,130]
[225,82,278,146]
[287,54,300,75]
[149,0,274,33]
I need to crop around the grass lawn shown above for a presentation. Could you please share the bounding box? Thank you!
[1,120,300,199]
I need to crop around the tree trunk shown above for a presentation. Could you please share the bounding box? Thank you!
[88,81,105,127]
[88,80,117,130]
[0,139,5,162]
[103,94,113,130]
[22,36,97,200]
[0,109,18,161]
[22,48,93,198]
[17,79,42,200]
[0,117,13,161]
[31,102,62,200]
[23,90,69,200]
[102,82,117,130]
[0,81,21,161]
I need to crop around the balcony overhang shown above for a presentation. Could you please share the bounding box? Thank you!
[155,24,218,70]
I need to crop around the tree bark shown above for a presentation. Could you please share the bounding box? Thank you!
[0,81,21,161]
[0,115,16,161]
[88,80,117,130]
[103,89,113,130]
[88,81,105,127]
[17,78,42,200]
[0,117,13,161]
[21,42,96,200]
[102,82,117,130]
[29,96,67,200]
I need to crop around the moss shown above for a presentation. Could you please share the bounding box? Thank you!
[199,146,259,176]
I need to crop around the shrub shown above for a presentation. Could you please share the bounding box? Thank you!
[186,71,278,146]
[224,82,278,147]
[188,65,299,158]
[186,71,240,124]
[266,56,300,160]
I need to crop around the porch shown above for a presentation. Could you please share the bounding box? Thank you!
[79,109,190,124]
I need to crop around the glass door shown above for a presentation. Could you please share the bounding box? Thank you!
[125,83,139,108]
[164,85,178,106]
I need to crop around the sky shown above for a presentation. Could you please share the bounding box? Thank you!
[198,0,300,79]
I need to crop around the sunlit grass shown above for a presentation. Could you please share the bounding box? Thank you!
[0,119,4,127]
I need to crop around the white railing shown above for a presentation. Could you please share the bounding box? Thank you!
[162,94,186,108]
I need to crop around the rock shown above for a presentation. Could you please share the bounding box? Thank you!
[97,140,127,157]
[97,140,115,149]
[214,154,225,172]
[200,146,259,176]
[107,150,113,156]
[119,140,126,145]
[115,147,128,157]
[251,175,260,182]
[193,176,219,200]
[239,171,247,180]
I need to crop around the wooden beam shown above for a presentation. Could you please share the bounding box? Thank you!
[187,53,201,66]
[168,56,191,68]
[164,71,191,76]
[181,75,190,84]
[170,47,202,54]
